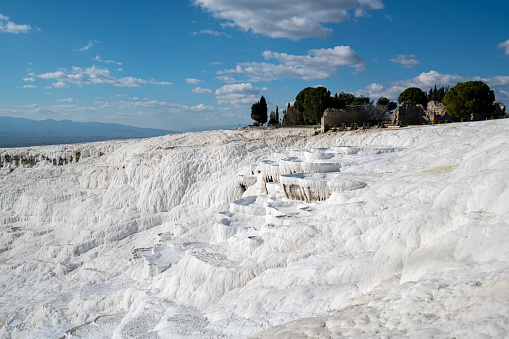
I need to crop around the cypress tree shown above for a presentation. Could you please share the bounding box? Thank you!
[259,96,268,125]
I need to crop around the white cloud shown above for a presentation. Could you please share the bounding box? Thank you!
[497,39,509,56]
[193,0,384,40]
[354,9,370,18]
[209,61,223,65]
[498,90,509,101]
[356,70,509,101]
[485,75,509,88]
[53,81,69,88]
[23,77,35,82]
[56,98,77,103]
[22,85,37,88]
[390,54,421,68]
[50,104,97,112]
[122,100,215,114]
[35,66,169,88]
[391,71,466,88]
[149,80,173,85]
[215,83,260,105]
[215,75,237,83]
[193,87,212,93]
[93,55,122,65]
[75,40,100,52]
[0,13,32,34]
[191,29,232,38]
[186,78,204,84]
[217,46,365,82]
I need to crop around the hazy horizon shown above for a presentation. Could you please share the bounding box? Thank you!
[0,115,247,148]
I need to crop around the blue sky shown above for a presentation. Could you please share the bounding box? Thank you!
[1,1,508,131]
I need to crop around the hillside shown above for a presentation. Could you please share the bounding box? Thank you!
[1,121,508,338]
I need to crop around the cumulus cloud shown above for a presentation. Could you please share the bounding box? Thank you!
[193,87,212,93]
[23,77,35,82]
[191,29,232,38]
[0,13,32,34]
[186,78,204,84]
[149,80,173,85]
[75,40,100,52]
[52,81,69,88]
[50,104,97,112]
[217,46,365,82]
[485,75,509,88]
[356,71,464,100]
[390,54,421,68]
[215,83,260,105]
[497,39,509,56]
[354,9,370,18]
[56,98,77,103]
[193,0,384,40]
[356,70,509,101]
[123,99,215,114]
[93,55,122,65]
[215,75,237,83]
[35,66,170,88]
[37,66,147,87]
[22,85,37,88]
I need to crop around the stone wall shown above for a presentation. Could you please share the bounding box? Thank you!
[321,107,365,132]
[282,106,303,125]
[426,101,450,122]
[391,101,428,125]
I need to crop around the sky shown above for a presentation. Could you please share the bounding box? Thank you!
[1,0,508,132]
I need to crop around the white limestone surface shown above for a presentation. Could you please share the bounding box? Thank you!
[0,122,508,338]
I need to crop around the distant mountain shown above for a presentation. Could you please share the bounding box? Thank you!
[0,116,176,148]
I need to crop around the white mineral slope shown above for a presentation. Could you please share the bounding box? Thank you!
[0,121,507,338]
[254,120,509,338]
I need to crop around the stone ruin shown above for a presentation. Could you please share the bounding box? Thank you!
[426,101,452,122]
[391,101,428,125]
[282,106,303,126]
[321,106,367,132]
[393,100,507,125]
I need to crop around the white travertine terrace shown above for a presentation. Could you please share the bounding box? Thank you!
[281,173,366,202]
[1,122,509,338]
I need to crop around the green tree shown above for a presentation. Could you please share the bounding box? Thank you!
[398,87,428,106]
[427,85,449,102]
[294,87,331,123]
[338,92,370,106]
[251,95,268,125]
[376,97,397,112]
[442,81,495,119]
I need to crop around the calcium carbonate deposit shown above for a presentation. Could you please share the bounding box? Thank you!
[1,120,509,338]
